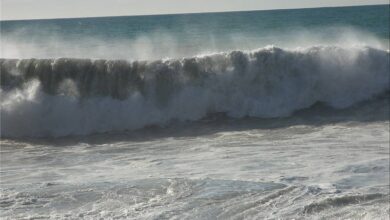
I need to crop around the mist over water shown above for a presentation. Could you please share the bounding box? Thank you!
[1,46,389,137]
[1,5,389,60]
[1,26,388,60]
[1,5,389,137]
[1,5,389,220]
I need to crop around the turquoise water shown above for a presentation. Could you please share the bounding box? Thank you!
[1,5,389,59]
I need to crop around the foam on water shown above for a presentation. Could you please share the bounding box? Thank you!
[0,5,389,220]
[1,117,389,219]
[1,46,389,137]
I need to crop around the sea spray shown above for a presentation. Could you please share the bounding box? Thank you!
[1,46,389,137]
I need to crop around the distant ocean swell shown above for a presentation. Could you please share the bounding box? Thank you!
[1,46,389,137]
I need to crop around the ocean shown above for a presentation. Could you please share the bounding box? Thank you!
[1,4,389,219]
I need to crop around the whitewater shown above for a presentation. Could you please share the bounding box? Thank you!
[1,46,389,137]
[1,5,389,220]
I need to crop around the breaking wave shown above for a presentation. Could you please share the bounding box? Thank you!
[1,46,389,137]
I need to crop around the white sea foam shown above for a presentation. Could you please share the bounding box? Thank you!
[1,46,389,137]
[1,119,389,219]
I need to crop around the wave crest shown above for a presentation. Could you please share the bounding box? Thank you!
[1,46,389,137]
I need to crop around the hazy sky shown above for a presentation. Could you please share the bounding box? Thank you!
[1,0,388,20]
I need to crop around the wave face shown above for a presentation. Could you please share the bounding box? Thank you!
[1,46,389,137]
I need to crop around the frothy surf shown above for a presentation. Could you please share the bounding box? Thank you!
[1,6,389,220]
[1,45,389,137]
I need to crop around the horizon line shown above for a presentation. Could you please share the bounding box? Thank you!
[0,3,388,22]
